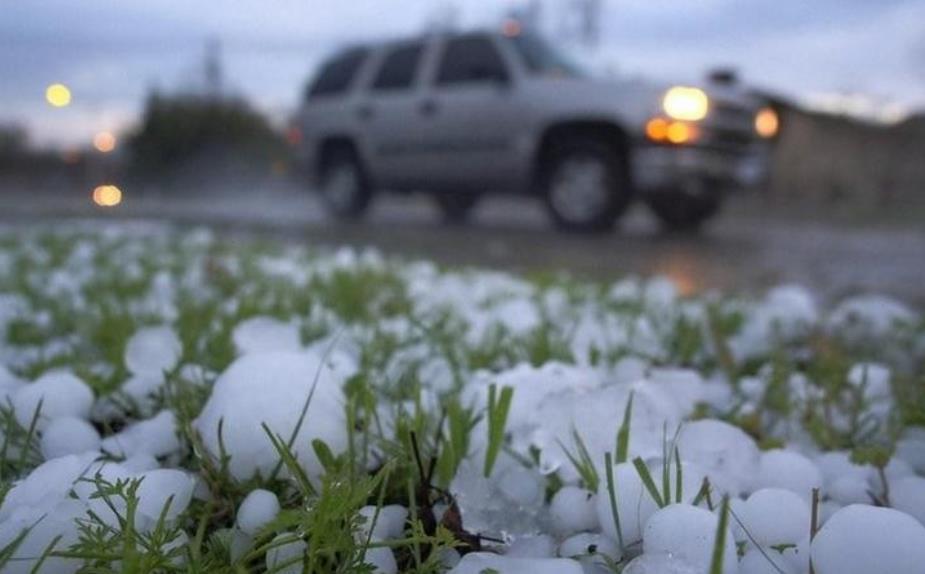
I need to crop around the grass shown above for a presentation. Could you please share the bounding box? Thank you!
[0,225,922,572]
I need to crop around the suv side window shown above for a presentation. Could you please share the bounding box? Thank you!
[435,35,509,86]
[371,42,425,91]
[308,48,369,98]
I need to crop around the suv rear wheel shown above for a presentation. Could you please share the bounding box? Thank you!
[318,148,372,219]
[434,192,481,224]
[646,182,723,232]
[541,139,632,232]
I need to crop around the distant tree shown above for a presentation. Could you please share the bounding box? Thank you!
[0,124,27,156]
[126,91,288,188]
[560,0,603,47]
[507,0,544,31]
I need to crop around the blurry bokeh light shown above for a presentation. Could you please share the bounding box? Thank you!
[45,83,72,107]
[502,19,523,37]
[755,107,780,138]
[646,118,698,144]
[286,126,303,146]
[662,87,709,121]
[93,131,117,153]
[92,185,123,207]
[666,122,693,144]
[645,118,669,141]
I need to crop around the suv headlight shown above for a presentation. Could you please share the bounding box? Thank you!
[662,86,709,121]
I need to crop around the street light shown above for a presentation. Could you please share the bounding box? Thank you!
[92,185,123,207]
[93,131,117,153]
[45,83,72,108]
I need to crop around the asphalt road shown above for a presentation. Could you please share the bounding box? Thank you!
[2,188,924,304]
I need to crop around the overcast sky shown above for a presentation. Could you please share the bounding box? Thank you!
[3,0,924,147]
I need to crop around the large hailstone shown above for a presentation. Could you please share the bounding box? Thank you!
[448,553,584,574]
[266,533,307,574]
[676,419,761,495]
[236,489,281,535]
[753,449,822,501]
[642,504,737,574]
[596,462,660,547]
[40,416,101,459]
[811,504,925,574]
[232,316,302,356]
[194,351,349,481]
[362,547,398,573]
[891,476,925,526]
[0,365,24,401]
[0,499,85,574]
[738,488,810,548]
[549,486,599,535]
[622,553,699,574]
[135,469,194,522]
[11,371,94,429]
[0,453,99,519]
[739,549,797,574]
[125,325,182,377]
[101,410,181,458]
[895,427,925,473]
[357,505,408,541]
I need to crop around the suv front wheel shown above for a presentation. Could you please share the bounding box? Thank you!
[317,148,372,219]
[540,139,632,233]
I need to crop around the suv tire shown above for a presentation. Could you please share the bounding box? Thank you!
[318,147,372,219]
[646,184,722,232]
[434,192,481,224]
[540,138,632,233]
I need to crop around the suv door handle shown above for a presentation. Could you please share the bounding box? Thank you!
[356,104,375,121]
[418,99,438,117]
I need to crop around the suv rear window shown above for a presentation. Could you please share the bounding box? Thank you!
[507,33,584,78]
[308,48,369,98]
[371,42,424,91]
[436,35,508,86]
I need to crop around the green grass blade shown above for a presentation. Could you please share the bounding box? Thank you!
[262,422,316,496]
[616,393,634,464]
[632,457,664,508]
[674,445,683,503]
[604,452,625,553]
[709,496,730,574]
[557,428,600,492]
[483,384,514,478]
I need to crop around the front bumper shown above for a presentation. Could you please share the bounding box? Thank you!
[632,143,767,194]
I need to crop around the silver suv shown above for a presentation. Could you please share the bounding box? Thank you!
[292,28,774,231]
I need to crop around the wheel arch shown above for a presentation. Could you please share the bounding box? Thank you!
[315,135,364,184]
[531,119,633,194]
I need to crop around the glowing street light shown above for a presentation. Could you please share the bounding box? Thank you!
[45,83,72,108]
[92,185,123,207]
[93,131,117,153]
[755,107,780,139]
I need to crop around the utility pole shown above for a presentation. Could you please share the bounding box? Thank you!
[507,0,544,31]
[203,38,223,100]
[563,0,603,47]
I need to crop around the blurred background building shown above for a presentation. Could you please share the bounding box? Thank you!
[763,102,925,207]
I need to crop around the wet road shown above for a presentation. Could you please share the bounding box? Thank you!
[2,188,924,304]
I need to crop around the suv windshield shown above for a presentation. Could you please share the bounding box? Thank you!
[506,33,585,78]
